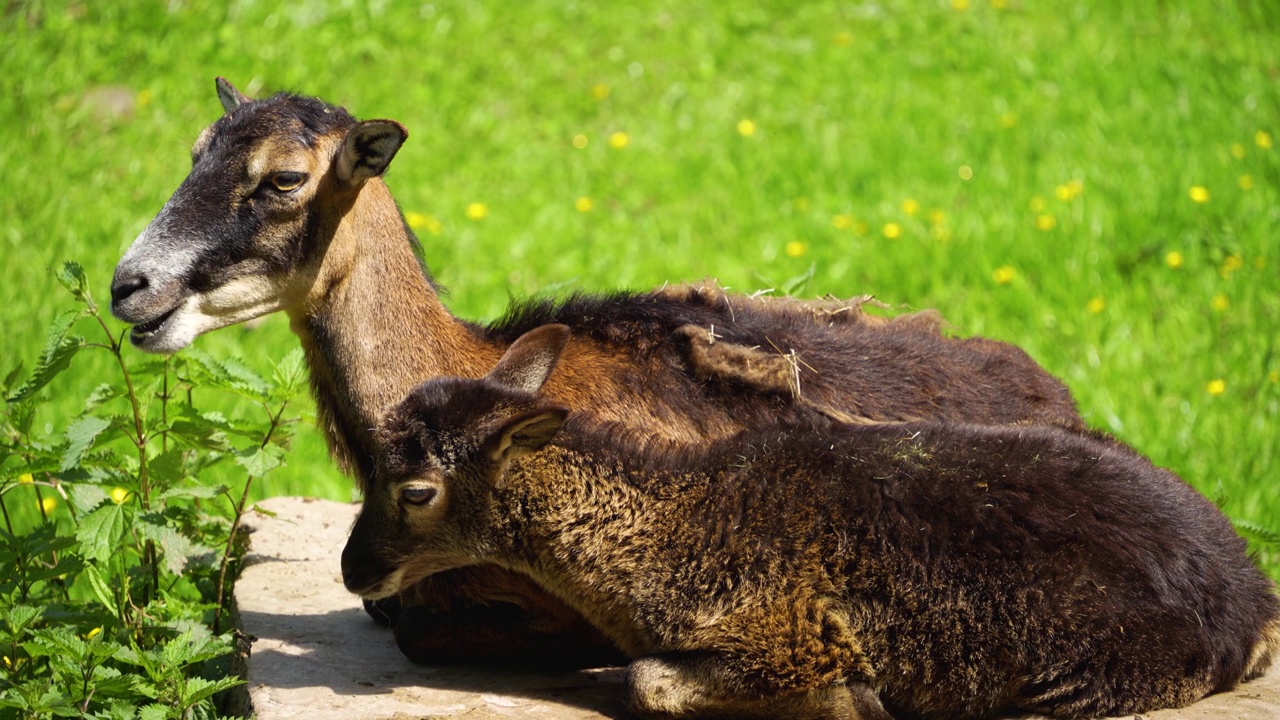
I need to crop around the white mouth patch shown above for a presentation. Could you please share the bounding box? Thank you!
[131,274,290,354]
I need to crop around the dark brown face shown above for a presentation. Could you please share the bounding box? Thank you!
[109,80,405,353]
[341,325,572,600]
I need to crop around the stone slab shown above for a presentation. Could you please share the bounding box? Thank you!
[234,497,1280,719]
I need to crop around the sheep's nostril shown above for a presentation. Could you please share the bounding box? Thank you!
[110,274,148,305]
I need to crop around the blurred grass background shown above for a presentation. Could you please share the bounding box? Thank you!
[1,1,1277,573]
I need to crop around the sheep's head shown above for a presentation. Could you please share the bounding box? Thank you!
[341,324,571,600]
[110,78,407,353]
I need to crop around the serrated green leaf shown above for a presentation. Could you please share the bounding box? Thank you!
[147,447,190,486]
[77,503,127,563]
[1232,518,1280,545]
[68,483,110,513]
[220,356,270,398]
[271,347,308,400]
[56,261,88,300]
[157,484,227,501]
[136,518,208,575]
[85,383,124,411]
[4,604,44,633]
[137,703,168,720]
[3,361,24,394]
[234,444,284,477]
[61,416,113,472]
[7,309,86,403]
[83,564,119,616]
[24,554,83,584]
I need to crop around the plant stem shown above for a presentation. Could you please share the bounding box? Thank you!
[212,401,288,634]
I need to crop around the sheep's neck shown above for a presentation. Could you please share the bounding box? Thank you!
[288,179,498,481]
[494,447,695,654]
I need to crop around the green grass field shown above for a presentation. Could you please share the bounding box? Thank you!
[2,1,1278,573]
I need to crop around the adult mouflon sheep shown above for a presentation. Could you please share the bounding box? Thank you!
[344,324,1279,719]
[112,78,1087,664]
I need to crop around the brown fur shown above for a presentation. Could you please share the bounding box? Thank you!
[111,80,1085,665]
[346,326,1280,719]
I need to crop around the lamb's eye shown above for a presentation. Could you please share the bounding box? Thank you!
[401,486,438,506]
[269,171,307,192]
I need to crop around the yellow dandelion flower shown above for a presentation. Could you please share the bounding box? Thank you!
[85,627,102,640]
[1270,370,1279,384]
[39,496,56,513]
[958,165,974,180]
[1165,251,1184,269]
[736,119,757,137]
[465,203,488,221]
[1054,179,1084,201]
[1239,174,1254,191]
[1188,186,1210,203]
[110,487,129,504]
[136,89,153,107]
[1035,214,1056,231]
[793,197,810,212]
[591,84,610,101]
[952,0,970,10]
[1220,254,1243,278]
[831,214,853,230]
[1256,130,1273,150]
[1206,379,1226,396]
[993,266,1017,285]
[572,134,589,149]
[18,473,33,484]
[882,222,902,239]
[785,241,809,258]
[833,31,853,46]
[574,196,593,213]
[609,131,629,149]
[1029,196,1045,213]
[405,211,428,230]
[1055,184,1073,201]
[928,209,946,226]
[1087,297,1106,314]
[901,199,920,216]
[998,111,1018,129]
[2,656,9,668]
[1211,294,1229,312]
[1231,143,1246,159]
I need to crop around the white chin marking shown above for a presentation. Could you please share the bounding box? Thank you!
[130,277,288,354]
[358,567,406,601]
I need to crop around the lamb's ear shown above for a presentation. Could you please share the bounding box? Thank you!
[485,406,569,465]
[336,119,409,186]
[215,77,251,113]
[486,324,571,395]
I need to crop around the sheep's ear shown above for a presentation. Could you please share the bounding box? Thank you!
[336,119,408,186]
[486,324,571,395]
[215,77,251,113]
[485,407,569,465]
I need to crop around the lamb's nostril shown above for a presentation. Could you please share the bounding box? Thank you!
[110,274,148,305]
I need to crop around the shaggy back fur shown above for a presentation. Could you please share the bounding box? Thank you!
[347,326,1280,719]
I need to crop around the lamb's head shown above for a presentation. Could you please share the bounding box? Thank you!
[110,78,407,353]
[341,324,572,600]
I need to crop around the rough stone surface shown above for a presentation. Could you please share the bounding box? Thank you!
[235,497,1280,720]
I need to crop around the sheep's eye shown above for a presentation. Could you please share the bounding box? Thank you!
[269,171,307,192]
[401,486,437,506]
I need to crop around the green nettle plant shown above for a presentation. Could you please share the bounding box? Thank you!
[0,262,306,719]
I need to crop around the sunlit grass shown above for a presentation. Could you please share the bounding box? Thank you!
[2,1,1277,574]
